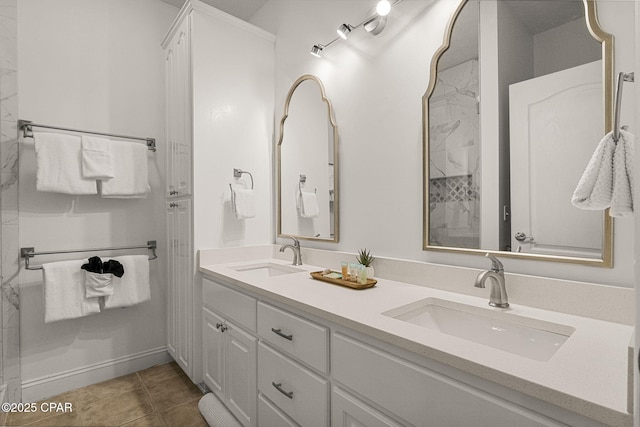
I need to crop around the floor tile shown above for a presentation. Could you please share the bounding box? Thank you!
[159,398,207,427]
[119,413,165,427]
[23,411,83,426]
[82,373,142,401]
[83,387,154,427]
[4,406,52,426]
[137,362,184,389]
[145,373,202,410]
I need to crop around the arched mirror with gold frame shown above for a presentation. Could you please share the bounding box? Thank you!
[423,0,614,267]
[277,74,339,242]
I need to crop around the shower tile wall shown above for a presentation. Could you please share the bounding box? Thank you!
[428,59,480,249]
[0,0,20,403]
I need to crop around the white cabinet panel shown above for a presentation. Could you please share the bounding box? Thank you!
[332,387,403,427]
[203,278,257,332]
[333,332,562,427]
[258,342,329,427]
[203,308,224,396]
[258,394,299,427]
[167,199,193,376]
[257,302,328,373]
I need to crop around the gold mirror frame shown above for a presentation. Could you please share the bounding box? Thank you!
[277,74,340,242]
[422,0,614,267]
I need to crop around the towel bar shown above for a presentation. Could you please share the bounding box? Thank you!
[20,240,158,271]
[613,72,635,142]
[18,119,157,152]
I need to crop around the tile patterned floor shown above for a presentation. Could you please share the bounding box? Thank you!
[1,362,208,427]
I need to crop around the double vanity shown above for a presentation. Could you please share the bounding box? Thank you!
[198,245,633,427]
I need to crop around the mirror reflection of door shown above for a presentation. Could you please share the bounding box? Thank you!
[510,61,603,258]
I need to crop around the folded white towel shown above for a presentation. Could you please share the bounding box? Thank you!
[81,135,114,180]
[571,131,615,210]
[84,271,114,298]
[232,188,255,219]
[100,141,150,198]
[300,191,319,218]
[34,132,98,195]
[104,255,150,308]
[610,130,634,217]
[43,259,101,323]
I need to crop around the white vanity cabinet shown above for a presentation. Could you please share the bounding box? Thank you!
[202,278,258,426]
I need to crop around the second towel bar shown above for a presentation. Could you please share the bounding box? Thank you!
[20,240,158,271]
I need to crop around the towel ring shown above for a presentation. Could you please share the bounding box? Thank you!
[233,168,254,189]
[613,71,635,142]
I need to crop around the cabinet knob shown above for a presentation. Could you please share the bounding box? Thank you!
[272,382,294,399]
[271,328,293,341]
[216,323,223,330]
[169,190,178,195]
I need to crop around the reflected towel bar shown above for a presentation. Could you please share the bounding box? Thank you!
[18,119,157,152]
[613,72,635,142]
[20,240,158,271]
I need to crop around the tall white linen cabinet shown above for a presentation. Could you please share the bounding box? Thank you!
[162,0,275,382]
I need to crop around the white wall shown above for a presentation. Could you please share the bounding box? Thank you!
[17,0,177,399]
[251,0,636,287]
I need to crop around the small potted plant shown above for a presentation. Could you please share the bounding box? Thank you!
[356,248,375,279]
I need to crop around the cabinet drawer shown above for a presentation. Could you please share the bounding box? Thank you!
[333,333,560,427]
[257,302,328,374]
[258,393,299,427]
[258,343,329,427]
[203,278,256,332]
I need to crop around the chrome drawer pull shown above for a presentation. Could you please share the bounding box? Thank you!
[272,382,294,399]
[271,328,293,341]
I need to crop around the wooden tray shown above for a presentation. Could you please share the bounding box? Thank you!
[310,271,377,290]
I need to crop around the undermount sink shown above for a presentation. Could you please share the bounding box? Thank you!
[382,298,574,362]
[230,262,303,280]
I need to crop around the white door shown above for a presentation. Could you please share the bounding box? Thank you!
[509,61,603,257]
[203,308,225,398]
[226,323,257,427]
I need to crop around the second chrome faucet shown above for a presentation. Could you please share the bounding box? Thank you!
[474,253,509,308]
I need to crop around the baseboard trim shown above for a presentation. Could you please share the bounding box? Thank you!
[22,346,172,402]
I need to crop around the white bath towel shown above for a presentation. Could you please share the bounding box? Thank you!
[81,135,114,180]
[84,271,114,298]
[300,191,319,218]
[100,141,150,198]
[104,255,150,308]
[572,130,635,217]
[198,393,242,427]
[34,132,98,195]
[571,131,615,210]
[43,259,101,323]
[610,130,634,217]
[232,188,255,219]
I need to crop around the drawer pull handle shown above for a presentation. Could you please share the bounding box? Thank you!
[272,382,294,399]
[271,328,293,341]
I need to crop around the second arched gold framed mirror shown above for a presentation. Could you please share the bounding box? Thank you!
[277,74,339,242]
[423,0,614,267]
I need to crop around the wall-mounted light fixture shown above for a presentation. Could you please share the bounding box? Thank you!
[310,0,403,58]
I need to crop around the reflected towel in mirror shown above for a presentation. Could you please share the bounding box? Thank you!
[300,191,319,218]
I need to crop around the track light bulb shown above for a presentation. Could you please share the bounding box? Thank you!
[337,23,353,40]
[376,0,391,16]
[310,44,324,58]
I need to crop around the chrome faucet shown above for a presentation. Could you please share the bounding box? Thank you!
[279,236,302,266]
[474,253,509,308]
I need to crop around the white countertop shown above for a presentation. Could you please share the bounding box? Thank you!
[200,257,633,426]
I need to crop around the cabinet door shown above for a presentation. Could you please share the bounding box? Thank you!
[226,323,258,427]
[165,16,192,198]
[167,199,193,376]
[332,387,402,427]
[203,308,225,398]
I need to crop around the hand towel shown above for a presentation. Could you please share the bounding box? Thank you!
[81,135,114,180]
[43,259,101,323]
[104,255,150,308]
[100,141,150,198]
[34,132,98,195]
[232,188,255,219]
[84,272,114,298]
[571,131,615,210]
[610,130,635,217]
[300,191,320,218]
